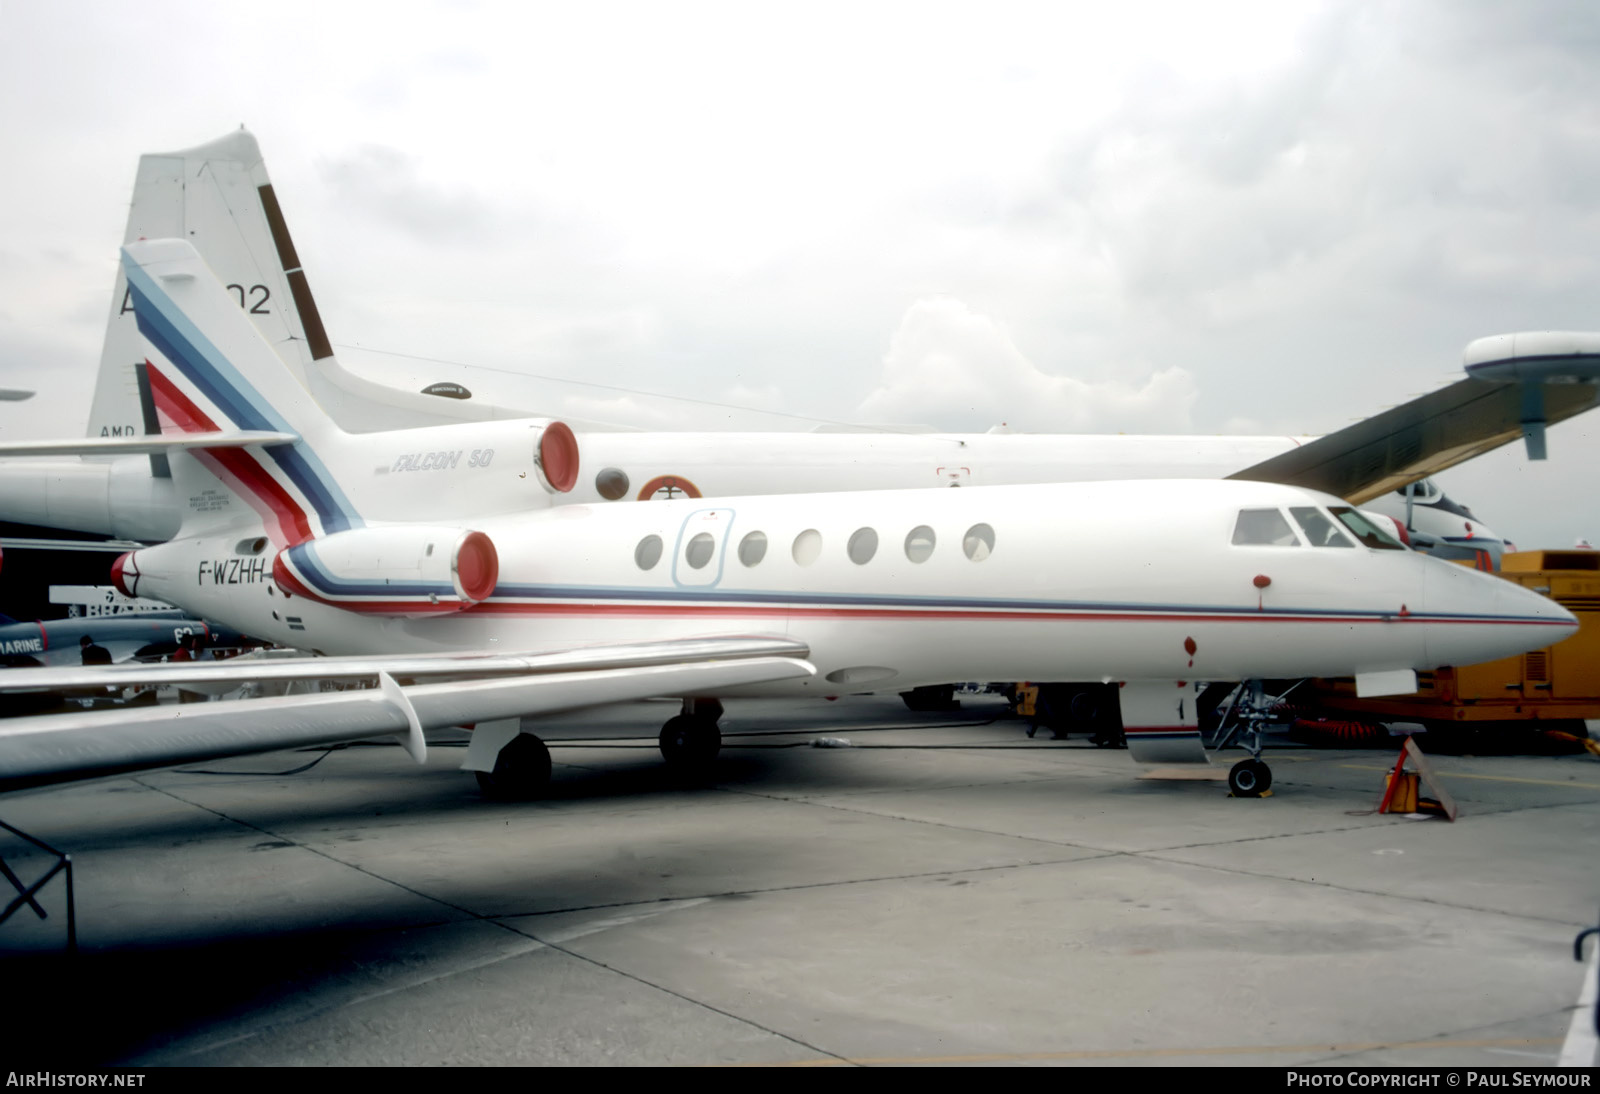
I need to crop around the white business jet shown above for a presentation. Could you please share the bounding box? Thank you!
[0,240,1572,802]
[5,130,1590,566]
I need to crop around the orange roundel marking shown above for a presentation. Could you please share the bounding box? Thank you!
[636,474,703,501]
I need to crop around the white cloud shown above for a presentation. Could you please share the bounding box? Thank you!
[856,298,1197,433]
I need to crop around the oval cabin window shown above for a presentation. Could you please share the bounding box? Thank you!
[904,525,936,563]
[792,529,823,566]
[595,468,630,501]
[685,532,716,569]
[847,527,878,565]
[962,523,995,561]
[739,531,768,567]
[635,534,664,570]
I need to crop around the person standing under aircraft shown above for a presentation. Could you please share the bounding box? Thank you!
[78,634,110,666]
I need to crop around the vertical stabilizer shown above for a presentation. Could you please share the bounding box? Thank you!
[122,239,362,544]
[88,129,333,440]
[90,128,519,435]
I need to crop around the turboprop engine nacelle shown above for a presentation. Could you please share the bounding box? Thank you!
[271,526,500,615]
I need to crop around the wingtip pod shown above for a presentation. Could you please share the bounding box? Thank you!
[1464,331,1600,383]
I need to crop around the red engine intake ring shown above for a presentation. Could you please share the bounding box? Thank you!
[111,551,139,598]
[538,421,579,493]
[454,531,500,603]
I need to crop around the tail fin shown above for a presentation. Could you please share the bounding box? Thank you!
[91,127,512,438]
[122,239,363,545]
[88,129,335,442]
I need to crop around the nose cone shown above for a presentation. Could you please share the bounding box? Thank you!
[1422,559,1577,666]
[110,551,140,598]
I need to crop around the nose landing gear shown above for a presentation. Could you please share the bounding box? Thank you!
[1227,757,1273,798]
[1212,681,1286,798]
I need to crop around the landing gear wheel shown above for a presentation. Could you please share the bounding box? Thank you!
[475,733,552,800]
[1228,758,1272,798]
[659,714,721,772]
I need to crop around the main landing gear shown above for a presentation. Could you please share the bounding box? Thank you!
[1211,680,1281,798]
[468,699,726,799]
[659,698,723,775]
[474,731,552,801]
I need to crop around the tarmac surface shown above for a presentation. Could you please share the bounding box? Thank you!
[2,694,1597,1067]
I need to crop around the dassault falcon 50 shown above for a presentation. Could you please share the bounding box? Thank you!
[7,130,1598,571]
[0,240,1574,801]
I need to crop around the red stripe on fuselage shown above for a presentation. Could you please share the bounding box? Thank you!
[148,363,315,546]
[461,601,1565,627]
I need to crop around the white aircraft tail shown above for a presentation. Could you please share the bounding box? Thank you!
[88,129,334,442]
[121,238,364,544]
[89,128,515,438]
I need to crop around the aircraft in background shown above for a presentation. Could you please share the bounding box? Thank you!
[5,130,1593,565]
[0,240,1573,802]
[0,611,246,670]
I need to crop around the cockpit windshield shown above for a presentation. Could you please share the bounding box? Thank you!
[1289,507,1354,548]
[1328,506,1407,550]
[1232,509,1301,547]
[1395,478,1442,504]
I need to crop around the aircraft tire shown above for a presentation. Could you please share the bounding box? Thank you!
[1228,758,1271,798]
[475,733,553,800]
[659,714,721,771]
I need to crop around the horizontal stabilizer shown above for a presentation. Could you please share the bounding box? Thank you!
[1228,377,1600,504]
[0,643,815,794]
[0,431,299,457]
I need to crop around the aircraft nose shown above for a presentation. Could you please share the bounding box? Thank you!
[1422,559,1577,665]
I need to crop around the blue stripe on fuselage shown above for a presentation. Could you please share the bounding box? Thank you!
[484,581,1550,624]
[123,253,363,534]
[287,541,457,599]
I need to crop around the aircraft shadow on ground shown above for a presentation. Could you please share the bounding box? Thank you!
[3,925,472,1064]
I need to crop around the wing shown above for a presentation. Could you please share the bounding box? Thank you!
[1227,377,1600,505]
[0,431,298,457]
[0,636,813,794]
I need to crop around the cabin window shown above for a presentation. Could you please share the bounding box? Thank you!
[847,527,878,565]
[1328,507,1406,550]
[685,532,716,569]
[738,531,768,567]
[1290,507,1354,548]
[635,534,664,570]
[904,525,936,563]
[1232,509,1300,547]
[793,528,822,566]
[595,468,630,501]
[962,523,995,561]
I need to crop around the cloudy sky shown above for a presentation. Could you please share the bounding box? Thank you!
[2,1,1598,546]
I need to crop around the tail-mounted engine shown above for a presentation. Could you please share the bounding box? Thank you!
[534,421,579,494]
[273,526,499,615]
